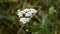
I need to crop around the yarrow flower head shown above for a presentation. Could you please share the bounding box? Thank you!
[49,6,56,15]
[17,8,37,24]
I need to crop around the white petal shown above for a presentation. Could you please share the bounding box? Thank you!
[19,18,27,24]
[23,8,30,14]
[19,18,30,24]
[17,11,23,17]
[17,9,20,13]
[30,8,37,14]
[25,12,32,17]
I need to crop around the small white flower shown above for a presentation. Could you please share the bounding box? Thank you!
[19,18,30,24]
[17,9,20,13]
[17,11,23,17]
[25,12,32,17]
[23,8,32,17]
[30,8,37,14]
[19,18,26,24]
[23,8,37,17]
[23,8,30,13]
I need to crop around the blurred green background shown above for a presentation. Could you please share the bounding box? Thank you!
[0,0,60,34]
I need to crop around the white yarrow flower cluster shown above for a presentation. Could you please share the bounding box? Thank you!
[19,18,30,24]
[17,8,37,24]
[23,8,37,17]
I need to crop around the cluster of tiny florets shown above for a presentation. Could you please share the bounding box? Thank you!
[17,8,37,24]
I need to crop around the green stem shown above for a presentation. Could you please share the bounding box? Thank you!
[17,25,24,34]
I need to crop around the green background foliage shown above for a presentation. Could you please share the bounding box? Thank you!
[0,0,60,34]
